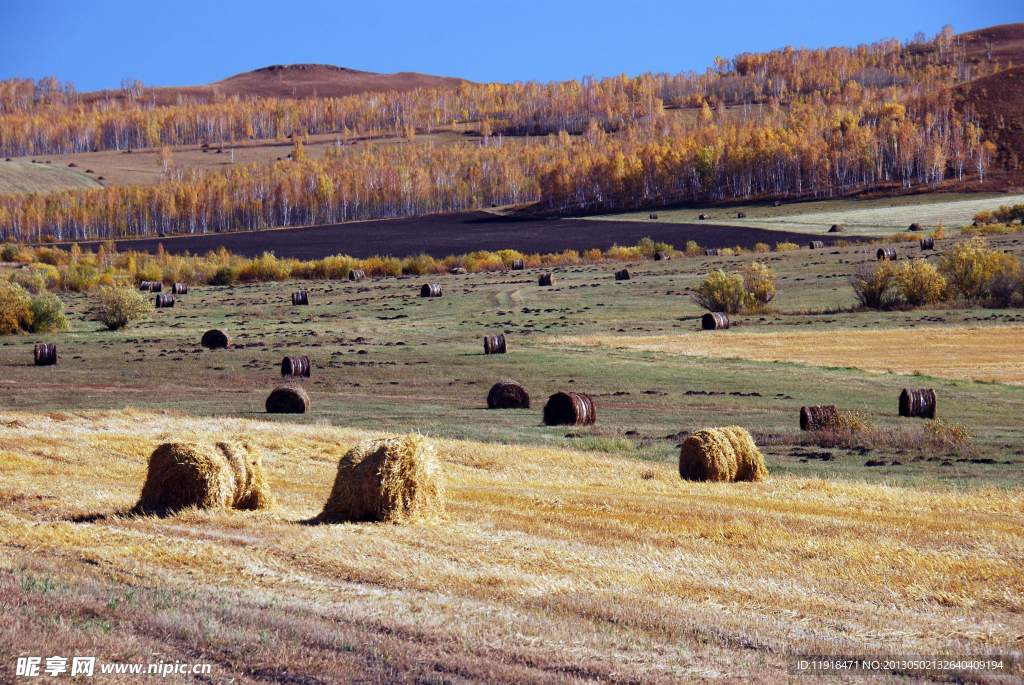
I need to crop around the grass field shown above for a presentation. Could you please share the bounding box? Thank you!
[3,230,1024,681]
[0,160,103,195]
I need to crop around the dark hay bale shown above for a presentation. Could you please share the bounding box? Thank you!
[349,269,366,281]
[704,248,718,257]
[649,213,659,219]
[699,213,710,220]
[483,334,507,354]
[829,224,845,233]
[137,441,273,513]
[920,237,935,250]
[149,281,162,292]
[281,356,311,378]
[679,427,768,482]
[68,163,77,168]
[737,211,746,218]
[899,388,936,419]
[877,247,897,261]
[292,290,309,305]
[538,273,555,286]
[154,294,175,308]
[809,240,824,250]
[139,281,152,291]
[201,329,230,349]
[420,283,442,297]
[543,391,595,426]
[33,343,56,366]
[487,380,530,409]
[908,223,924,232]
[654,251,671,261]
[773,200,782,207]
[266,385,310,414]
[319,434,445,524]
[615,269,632,280]
[172,282,188,295]
[511,259,525,270]
[702,312,729,330]
[799,404,840,430]
[450,267,468,275]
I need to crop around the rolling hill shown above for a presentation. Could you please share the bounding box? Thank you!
[0,160,102,195]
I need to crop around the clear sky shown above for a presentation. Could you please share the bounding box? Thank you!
[2,1,1021,92]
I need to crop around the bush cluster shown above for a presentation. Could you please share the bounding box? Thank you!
[692,261,777,314]
[0,281,69,334]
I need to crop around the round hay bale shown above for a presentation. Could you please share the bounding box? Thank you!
[679,426,768,482]
[543,391,595,426]
[650,213,659,219]
[138,281,153,291]
[799,404,840,431]
[614,269,632,280]
[292,290,309,305]
[702,312,729,330]
[450,267,468,275]
[349,269,366,281]
[154,294,175,308]
[487,380,530,409]
[773,200,782,207]
[137,441,273,513]
[172,282,188,295]
[266,385,310,414]
[201,329,231,349]
[281,356,311,377]
[149,281,163,293]
[737,211,746,218]
[319,434,446,523]
[908,223,924,232]
[654,251,671,261]
[538,273,555,286]
[511,259,525,270]
[699,213,710,220]
[899,388,936,419]
[829,224,845,233]
[809,240,824,250]
[920,237,935,250]
[420,283,442,297]
[877,247,897,261]
[483,334,506,354]
[33,343,56,366]
[704,248,719,257]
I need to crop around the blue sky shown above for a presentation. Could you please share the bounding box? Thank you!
[2,1,1021,91]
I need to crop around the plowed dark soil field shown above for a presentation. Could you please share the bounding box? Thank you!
[75,212,861,259]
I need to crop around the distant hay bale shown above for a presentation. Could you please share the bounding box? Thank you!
[483,333,506,354]
[543,391,595,426]
[702,312,729,330]
[773,200,782,207]
[349,269,366,281]
[292,290,309,305]
[679,426,768,482]
[809,240,824,250]
[704,248,719,256]
[33,343,56,366]
[149,281,163,293]
[799,404,840,430]
[877,247,897,261]
[899,388,936,419]
[614,269,632,280]
[538,273,555,286]
[920,237,935,250]
[654,251,671,261]
[487,380,530,409]
[201,329,230,349]
[319,434,446,523]
[699,213,710,220]
[511,259,525,270]
[138,441,273,513]
[420,283,442,297]
[139,281,153,291]
[649,213,659,220]
[908,223,924,232]
[154,294,175,308]
[266,384,310,414]
[829,224,844,233]
[737,211,746,218]
[450,267,468,275]
[172,283,188,295]
[281,355,311,377]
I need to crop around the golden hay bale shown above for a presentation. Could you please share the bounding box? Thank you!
[138,441,273,512]
[678,426,768,482]
[319,434,445,524]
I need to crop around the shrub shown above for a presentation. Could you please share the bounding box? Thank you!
[684,240,702,256]
[212,265,238,286]
[583,248,603,262]
[774,242,799,252]
[849,261,897,309]
[718,247,735,256]
[10,263,60,294]
[0,281,32,334]
[93,286,153,330]
[1,242,20,262]
[893,259,946,306]
[59,263,99,292]
[742,261,777,309]
[636,236,656,259]
[402,253,435,276]
[753,243,770,253]
[939,237,1018,300]
[653,241,674,256]
[28,294,70,333]
[691,269,745,314]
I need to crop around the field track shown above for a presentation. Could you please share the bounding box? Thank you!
[70,211,860,259]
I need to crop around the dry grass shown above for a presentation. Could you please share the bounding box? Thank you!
[550,325,1024,385]
[0,409,1021,682]
[0,161,102,195]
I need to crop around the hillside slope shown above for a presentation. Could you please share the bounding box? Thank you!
[954,65,1024,166]
[0,160,102,195]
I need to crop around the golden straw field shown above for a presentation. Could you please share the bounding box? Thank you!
[550,325,1024,385]
[1,409,1022,682]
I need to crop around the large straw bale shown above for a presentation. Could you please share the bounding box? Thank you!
[678,426,768,482]
[138,441,273,512]
[320,434,445,524]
